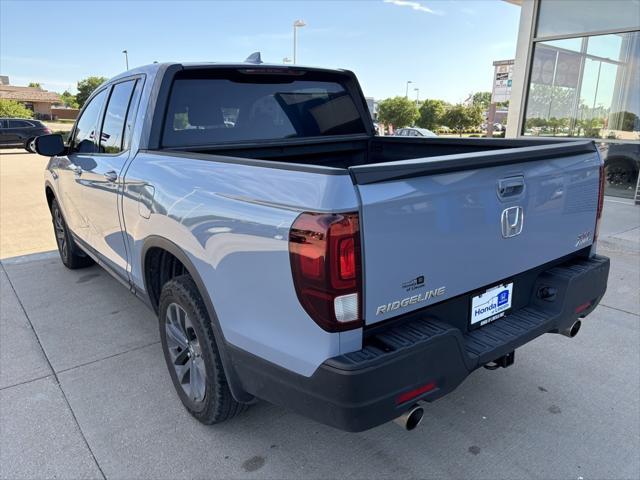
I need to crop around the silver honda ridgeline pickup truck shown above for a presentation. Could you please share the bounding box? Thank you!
[35,62,609,432]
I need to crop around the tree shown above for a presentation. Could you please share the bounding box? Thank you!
[608,110,638,132]
[28,82,42,89]
[76,76,107,107]
[416,99,447,130]
[442,104,483,136]
[0,99,34,118]
[472,91,492,110]
[377,96,419,129]
[60,90,79,109]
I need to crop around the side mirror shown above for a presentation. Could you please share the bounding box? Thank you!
[34,134,65,157]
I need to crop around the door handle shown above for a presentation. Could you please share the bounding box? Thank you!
[104,170,118,182]
[497,176,525,199]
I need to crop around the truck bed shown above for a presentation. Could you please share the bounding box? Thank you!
[161,135,595,177]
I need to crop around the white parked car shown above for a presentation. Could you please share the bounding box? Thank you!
[394,127,438,137]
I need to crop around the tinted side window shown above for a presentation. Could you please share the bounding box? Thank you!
[99,80,136,154]
[72,89,107,153]
[123,80,143,151]
[8,120,33,128]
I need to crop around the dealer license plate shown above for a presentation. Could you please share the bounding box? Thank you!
[470,283,513,327]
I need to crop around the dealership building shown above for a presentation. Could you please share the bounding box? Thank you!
[506,0,640,200]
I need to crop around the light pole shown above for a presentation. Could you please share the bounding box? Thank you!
[122,50,129,70]
[405,80,413,98]
[414,87,420,104]
[293,20,306,64]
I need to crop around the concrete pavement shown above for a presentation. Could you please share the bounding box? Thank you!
[0,149,56,259]
[1,149,639,479]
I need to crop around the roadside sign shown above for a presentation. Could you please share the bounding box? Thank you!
[491,59,514,103]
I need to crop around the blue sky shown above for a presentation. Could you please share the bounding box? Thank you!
[0,0,521,103]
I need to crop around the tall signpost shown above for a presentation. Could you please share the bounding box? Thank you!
[489,59,515,137]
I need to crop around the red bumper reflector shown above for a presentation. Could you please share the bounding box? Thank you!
[396,382,437,405]
[575,302,592,314]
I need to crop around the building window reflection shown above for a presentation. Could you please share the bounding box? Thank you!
[524,32,639,142]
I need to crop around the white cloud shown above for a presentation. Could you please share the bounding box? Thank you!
[383,0,444,15]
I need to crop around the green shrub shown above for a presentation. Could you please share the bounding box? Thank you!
[0,99,33,118]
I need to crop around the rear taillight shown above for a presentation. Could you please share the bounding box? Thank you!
[289,211,362,332]
[43,128,52,134]
[594,162,605,243]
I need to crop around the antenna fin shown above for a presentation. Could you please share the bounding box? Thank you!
[244,52,263,64]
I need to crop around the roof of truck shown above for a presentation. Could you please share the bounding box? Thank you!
[107,62,350,84]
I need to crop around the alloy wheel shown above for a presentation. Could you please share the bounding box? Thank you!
[165,302,207,403]
[53,207,67,259]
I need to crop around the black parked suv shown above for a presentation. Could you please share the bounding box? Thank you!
[0,118,51,150]
[598,142,640,199]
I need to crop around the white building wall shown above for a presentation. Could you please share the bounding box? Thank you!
[506,0,537,138]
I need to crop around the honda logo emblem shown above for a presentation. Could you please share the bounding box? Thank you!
[501,206,524,238]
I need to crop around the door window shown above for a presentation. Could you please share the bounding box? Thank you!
[8,120,33,128]
[99,80,136,154]
[71,89,108,153]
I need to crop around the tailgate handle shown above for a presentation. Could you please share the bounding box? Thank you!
[498,176,525,199]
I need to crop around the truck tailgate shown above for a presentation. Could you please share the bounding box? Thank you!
[350,141,602,325]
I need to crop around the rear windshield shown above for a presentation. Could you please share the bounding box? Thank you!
[162,70,367,147]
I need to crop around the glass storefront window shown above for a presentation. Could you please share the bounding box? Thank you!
[537,0,640,38]
[523,31,640,198]
[524,32,640,142]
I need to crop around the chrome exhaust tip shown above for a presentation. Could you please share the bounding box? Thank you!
[561,320,582,338]
[393,404,424,431]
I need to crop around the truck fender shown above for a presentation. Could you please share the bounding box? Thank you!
[140,235,254,403]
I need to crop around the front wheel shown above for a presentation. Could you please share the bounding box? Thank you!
[50,198,94,269]
[158,274,248,424]
[24,137,35,153]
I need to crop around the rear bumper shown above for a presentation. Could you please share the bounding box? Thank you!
[230,254,610,432]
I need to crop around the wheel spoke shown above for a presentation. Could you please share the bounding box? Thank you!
[190,356,206,401]
[166,323,188,349]
[174,357,190,384]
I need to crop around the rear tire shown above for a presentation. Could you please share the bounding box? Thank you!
[159,274,248,424]
[50,198,94,269]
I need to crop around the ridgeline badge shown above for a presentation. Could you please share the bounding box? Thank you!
[376,286,446,316]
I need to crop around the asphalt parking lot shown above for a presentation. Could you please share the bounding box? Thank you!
[1,148,639,480]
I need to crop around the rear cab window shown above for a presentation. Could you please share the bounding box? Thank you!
[162,69,367,147]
